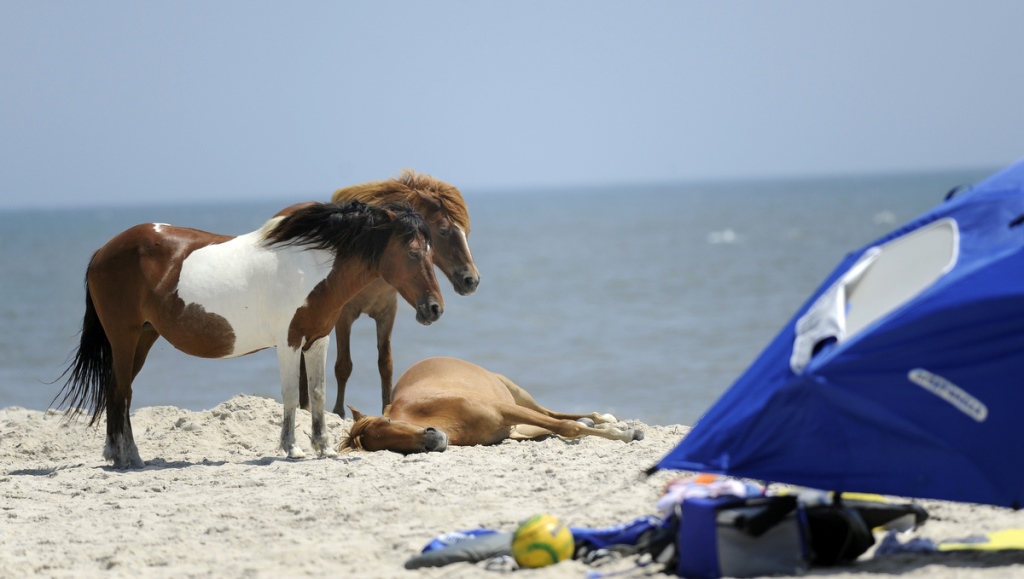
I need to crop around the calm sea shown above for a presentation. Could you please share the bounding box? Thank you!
[0,171,990,427]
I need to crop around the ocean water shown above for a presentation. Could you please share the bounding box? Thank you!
[0,170,990,427]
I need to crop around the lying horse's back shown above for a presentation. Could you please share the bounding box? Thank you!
[392,357,513,405]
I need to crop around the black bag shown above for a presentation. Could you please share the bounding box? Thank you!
[803,493,929,566]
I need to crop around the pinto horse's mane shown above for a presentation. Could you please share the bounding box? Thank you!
[331,169,471,235]
[262,201,430,269]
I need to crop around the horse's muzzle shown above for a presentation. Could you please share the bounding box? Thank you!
[415,297,444,325]
[452,269,480,296]
[423,427,448,452]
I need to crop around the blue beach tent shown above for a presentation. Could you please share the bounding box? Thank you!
[655,159,1024,508]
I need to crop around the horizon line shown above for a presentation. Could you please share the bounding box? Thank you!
[0,164,1001,213]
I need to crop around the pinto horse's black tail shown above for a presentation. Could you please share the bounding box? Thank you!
[52,265,110,426]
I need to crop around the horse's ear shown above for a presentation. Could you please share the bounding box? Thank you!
[373,206,398,225]
[348,405,365,421]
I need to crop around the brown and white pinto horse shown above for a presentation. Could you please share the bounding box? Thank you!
[292,170,479,417]
[340,357,643,454]
[55,201,443,469]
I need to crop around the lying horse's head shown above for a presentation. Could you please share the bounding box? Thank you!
[339,406,448,454]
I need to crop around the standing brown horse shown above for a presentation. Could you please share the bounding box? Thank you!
[292,170,479,417]
[340,357,643,454]
[55,201,443,469]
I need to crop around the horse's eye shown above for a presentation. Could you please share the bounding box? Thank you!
[437,227,451,238]
[408,249,422,259]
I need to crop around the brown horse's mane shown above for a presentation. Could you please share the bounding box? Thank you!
[331,169,471,235]
[339,405,393,451]
[339,417,370,451]
[262,201,429,269]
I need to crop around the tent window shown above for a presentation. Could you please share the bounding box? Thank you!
[844,218,959,337]
[791,218,959,373]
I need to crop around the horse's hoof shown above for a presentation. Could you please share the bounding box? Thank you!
[576,417,596,428]
[631,429,645,442]
[320,447,338,459]
[128,449,145,468]
[287,447,306,460]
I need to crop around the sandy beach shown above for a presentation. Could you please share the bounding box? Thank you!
[3,394,1024,578]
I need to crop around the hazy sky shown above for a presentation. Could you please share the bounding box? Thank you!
[2,1,1023,209]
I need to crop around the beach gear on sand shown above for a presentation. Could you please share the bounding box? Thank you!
[639,482,926,578]
[404,516,668,570]
[404,530,511,569]
[876,528,1024,556]
[654,158,1024,508]
[404,476,927,577]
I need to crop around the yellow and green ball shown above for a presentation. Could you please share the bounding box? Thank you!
[511,513,575,568]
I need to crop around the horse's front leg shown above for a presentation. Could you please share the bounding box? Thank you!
[372,300,398,412]
[302,336,336,458]
[331,309,358,417]
[277,345,306,459]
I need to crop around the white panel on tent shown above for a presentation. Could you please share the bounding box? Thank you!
[791,218,959,373]
[845,218,959,337]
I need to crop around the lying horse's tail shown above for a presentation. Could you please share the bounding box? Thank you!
[52,262,110,426]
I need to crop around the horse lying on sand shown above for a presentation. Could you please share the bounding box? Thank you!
[55,201,443,469]
[291,169,480,418]
[340,357,643,453]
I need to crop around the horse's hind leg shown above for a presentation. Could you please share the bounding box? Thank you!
[495,374,617,424]
[104,329,150,469]
[132,324,160,380]
[496,404,639,443]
